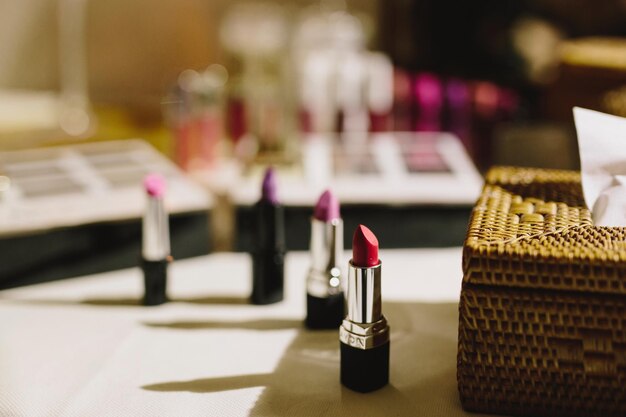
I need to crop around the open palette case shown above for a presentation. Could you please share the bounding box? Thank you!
[0,140,211,289]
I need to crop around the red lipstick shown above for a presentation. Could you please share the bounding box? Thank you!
[340,225,389,393]
[352,224,379,267]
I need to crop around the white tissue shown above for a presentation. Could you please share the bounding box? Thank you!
[574,107,626,226]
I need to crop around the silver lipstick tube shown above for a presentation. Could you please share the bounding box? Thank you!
[306,217,343,297]
[142,194,170,260]
[340,261,389,350]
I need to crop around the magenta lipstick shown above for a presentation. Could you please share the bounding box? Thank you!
[305,190,344,329]
[251,167,285,305]
[340,225,390,392]
[142,174,171,306]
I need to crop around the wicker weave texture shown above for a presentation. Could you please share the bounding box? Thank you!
[458,167,626,417]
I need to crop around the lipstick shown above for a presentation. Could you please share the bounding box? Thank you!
[251,167,285,305]
[305,190,344,329]
[142,174,171,306]
[340,225,390,392]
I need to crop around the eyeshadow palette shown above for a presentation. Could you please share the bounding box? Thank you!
[302,132,479,205]
[0,140,209,235]
[0,140,212,289]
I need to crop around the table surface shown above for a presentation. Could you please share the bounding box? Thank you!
[0,249,493,417]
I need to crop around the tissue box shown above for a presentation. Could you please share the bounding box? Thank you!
[458,167,626,417]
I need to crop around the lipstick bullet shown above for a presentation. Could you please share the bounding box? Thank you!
[251,167,285,305]
[340,224,390,392]
[142,174,171,306]
[305,190,344,329]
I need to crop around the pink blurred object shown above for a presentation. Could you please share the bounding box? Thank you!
[174,111,223,171]
[414,73,443,132]
[446,78,472,152]
[144,173,166,197]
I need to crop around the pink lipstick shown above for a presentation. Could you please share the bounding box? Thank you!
[305,190,344,329]
[351,224,379,267]
[340,224,390,392]
[142,173,171,306]
[251,167,285,305]
[313,189,340,222]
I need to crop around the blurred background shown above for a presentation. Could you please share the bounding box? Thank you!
[1,0,626,287]
[2,0,626,164]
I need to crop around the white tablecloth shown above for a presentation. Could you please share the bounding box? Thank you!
[0,249,492,417]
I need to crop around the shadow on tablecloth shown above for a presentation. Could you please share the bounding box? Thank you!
[142,301,484,417]
[4,294,250,307]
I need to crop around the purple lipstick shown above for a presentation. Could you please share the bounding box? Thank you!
[261,167,279,204]
[251,167,286,305]
[305,189,344,329]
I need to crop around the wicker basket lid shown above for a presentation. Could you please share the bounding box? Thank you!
[463,166,626,295]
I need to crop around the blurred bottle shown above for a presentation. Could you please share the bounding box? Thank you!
[220,2,291,163]
[58,0,96,139]
[414,72,443,132]
[366,53,394,133]
[336,50,368,133]
[392,69,414,132]
[445,78,472,152]
[299,49,335,133]
[471,81,519,171]
[164,65,227,171]
[294,8,385,136]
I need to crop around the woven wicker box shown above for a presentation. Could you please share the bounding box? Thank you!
[458,167,626,417]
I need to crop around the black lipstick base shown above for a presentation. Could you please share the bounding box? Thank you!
[251,250,284,305]
[142,259,168,306]
[305,293,344,329]
[340,340,389,393]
